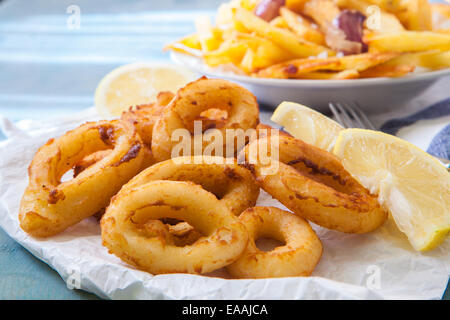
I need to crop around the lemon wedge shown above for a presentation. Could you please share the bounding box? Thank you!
[333,128,450,251]
[270,101,344,151]
[94,62,197,117]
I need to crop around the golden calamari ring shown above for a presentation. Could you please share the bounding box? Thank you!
[120,91,175,168]
[121,91,175,147]
[151,77,260,161]
[242,135,387,233]
[101,180,248,274]
[122,155,260,216]
[73,149,112,177]
[227,206,323,278]
[19,120,145,237]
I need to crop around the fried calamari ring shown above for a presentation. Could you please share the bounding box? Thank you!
[122,155,260,216]
[120,91,175,168]
[19,120,145,237]
[151,77,259,161]
[101,180,248,274]
[227,207,322,278]
[242,135,387,233]
[73,149,112,177]
[121,91,174,147]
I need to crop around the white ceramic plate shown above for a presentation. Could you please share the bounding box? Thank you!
[171,52,450,113]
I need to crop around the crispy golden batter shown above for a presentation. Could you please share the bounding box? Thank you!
[73,149,113,177]
[19,120,145,237]
[119,91,175,169]
[151,77,259,161]
[227,206,323,278]
[115,155,259,249]
[101,180,248,274]
[122,155,260,216]
[121,91,174,146]
[242,135,387,233]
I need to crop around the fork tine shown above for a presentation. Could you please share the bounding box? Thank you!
[328,102,346,127]
[329,102,352,127]
[350,102,377,130]
[342,103,366,129]
[336,102,357,128]
[329,102,353,128]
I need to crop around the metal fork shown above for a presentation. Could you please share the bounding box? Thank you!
[328,101,450,171]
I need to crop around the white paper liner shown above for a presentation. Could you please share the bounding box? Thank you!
[0,108,448,300]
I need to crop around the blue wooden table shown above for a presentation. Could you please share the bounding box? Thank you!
[0,0,448,299]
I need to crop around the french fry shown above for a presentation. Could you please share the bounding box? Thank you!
[285,0,310,13]
[232,7,333,58]
[336,0,405,33]
[195,16,223,52]
[254,39,297,63]
[240,48,257,73]
[280,7,326,45]
[205,31,296,73]
[373,50,450,70]
[418,51,450,69]
[366,31,450,52]
[302,0,340,30]
[235,32,297,72]
[399,0,433,31]
[435,29,450,34]
[270,16,289,28]
[257,52,398,78]
[203,40,248,67]
[332,69,360,79]
[230,32,294,57]
[362,0,404,13]
[292,69,360,79]
[359,64,415,78]
[216,0,260,26]
[240,0,259,10]
[164,34,203,56]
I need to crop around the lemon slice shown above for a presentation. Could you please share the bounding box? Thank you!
[94,62,197,117]
[271,101,344,151]
[333,128,450,251]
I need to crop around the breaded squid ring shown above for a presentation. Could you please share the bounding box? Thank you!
[121,91,175,147]
[19,120,145,237]
[73,149,112,177]
[242,135,387,233]
[227,207,322,278]
[122,156,260,216]
[120,91,175,168]
[101,180,248,274]
[151,77,259,161]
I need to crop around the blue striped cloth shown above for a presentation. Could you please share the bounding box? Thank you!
[380,98,450,160]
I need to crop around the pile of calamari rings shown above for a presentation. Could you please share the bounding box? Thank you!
[19,77,387,278]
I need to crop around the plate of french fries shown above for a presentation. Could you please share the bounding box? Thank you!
[166,0,450,110]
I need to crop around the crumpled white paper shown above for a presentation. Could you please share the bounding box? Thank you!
[0,108,448,300]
